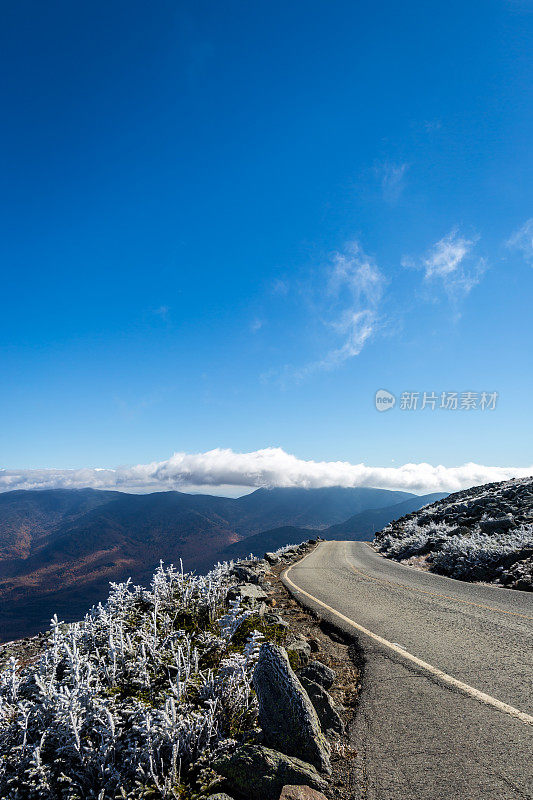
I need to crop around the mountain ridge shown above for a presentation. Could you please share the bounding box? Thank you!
[0,485,419,642]
[217,492,449,562]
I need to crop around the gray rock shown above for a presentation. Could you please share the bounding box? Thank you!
[298,676,344,735]
[479,516,516,534]
[227,584,268,603]
[279,786,329,800]
[265,552,281,564]
[297,660,336,690]
[207,794,235,800]
[286,637,312,667]
[232,565,263,584]
[280,551,296,561]
[213,745,328,800]
[252,642,331,773]
[263,612,289,628]
[500,557,533,591]
[231,559,268,585]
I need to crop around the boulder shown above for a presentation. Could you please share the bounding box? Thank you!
[286,637,312,667]
[281,548,297,560]
[264,552,280,564]
[279,786,329,800]
[231,559,268,585]
[479,516,516,534]
[207,794,235,800]
[298,676,344,735]
[297,660,335,690]
[213,745,328,800]
[227,584,268,603]
[253,643,331,773]
[500,557,533,591]
[232,565,263,585]
[263,612,289,628]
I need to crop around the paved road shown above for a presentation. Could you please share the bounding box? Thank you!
[284,540,533,800]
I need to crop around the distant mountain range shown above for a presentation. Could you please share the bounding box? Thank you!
[218,492,448,561]
[0,486,445,642]
[323,492,448,539]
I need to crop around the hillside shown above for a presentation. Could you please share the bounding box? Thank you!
[0,540,360,800]
[373,477,533,589]
[0,485,415,641]
[231,486,414,533]
[218,526,317,562]
[324,492,448,540]
[219,493,448,562]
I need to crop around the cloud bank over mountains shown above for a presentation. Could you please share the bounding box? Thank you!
[1,448,530,495]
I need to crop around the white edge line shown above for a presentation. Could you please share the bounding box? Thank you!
[283,544,533,727]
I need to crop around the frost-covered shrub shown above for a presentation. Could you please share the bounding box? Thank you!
[375,520,456,560]
[429,524,533,580]
[275,543,301,554]
[0,559,268,800]
[374,476,533,586]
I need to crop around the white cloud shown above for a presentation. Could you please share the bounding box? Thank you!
[331,243,385,305]
[376,162,409,202]
[293,241,385,376]
[271,278,289,295]
[423,230,475,279]
[0,449,530,495]
[405,229,486,305]
[507,218,533,263]
[154,305,170,320]
[323,309,375,366]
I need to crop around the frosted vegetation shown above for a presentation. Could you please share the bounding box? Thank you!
[376,519,533,579]
[0,550,295,799]
[374,477,533,584]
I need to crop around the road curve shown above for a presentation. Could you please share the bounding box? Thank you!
[283,540,533,800]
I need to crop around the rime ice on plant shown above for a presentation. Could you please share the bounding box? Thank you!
[0,545,296,800]
[374,477,533,583]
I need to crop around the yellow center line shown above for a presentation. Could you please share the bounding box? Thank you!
[344,543,533,622]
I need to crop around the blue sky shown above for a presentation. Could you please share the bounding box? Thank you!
[1,0,532,493]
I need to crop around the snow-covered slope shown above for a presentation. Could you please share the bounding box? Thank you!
[373,477,533,590]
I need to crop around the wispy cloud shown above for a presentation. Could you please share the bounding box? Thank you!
[507,218,533,263]
[423,230,475,279]
[271,278,289,296]
[423,120,441,132]
[0,448,530,494]
[153,305,170,320]
[403,228,486,307]
[376,161,409,202]
[250,317,264,333]
[295,241,385,376]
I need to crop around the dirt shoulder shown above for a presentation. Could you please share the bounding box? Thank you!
[265,550,365,800]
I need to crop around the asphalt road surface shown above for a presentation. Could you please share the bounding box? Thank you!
[283,540,533,800]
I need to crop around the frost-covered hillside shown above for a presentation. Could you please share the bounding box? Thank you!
[0,543,304,800]
[373,477,533,590]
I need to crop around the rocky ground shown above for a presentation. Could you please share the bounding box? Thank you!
[373,477,533,589]
[204,543,364,800]
[0,541,363,800]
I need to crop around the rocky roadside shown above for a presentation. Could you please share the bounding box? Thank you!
[0,541,364,800]
[203,541,363,800]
